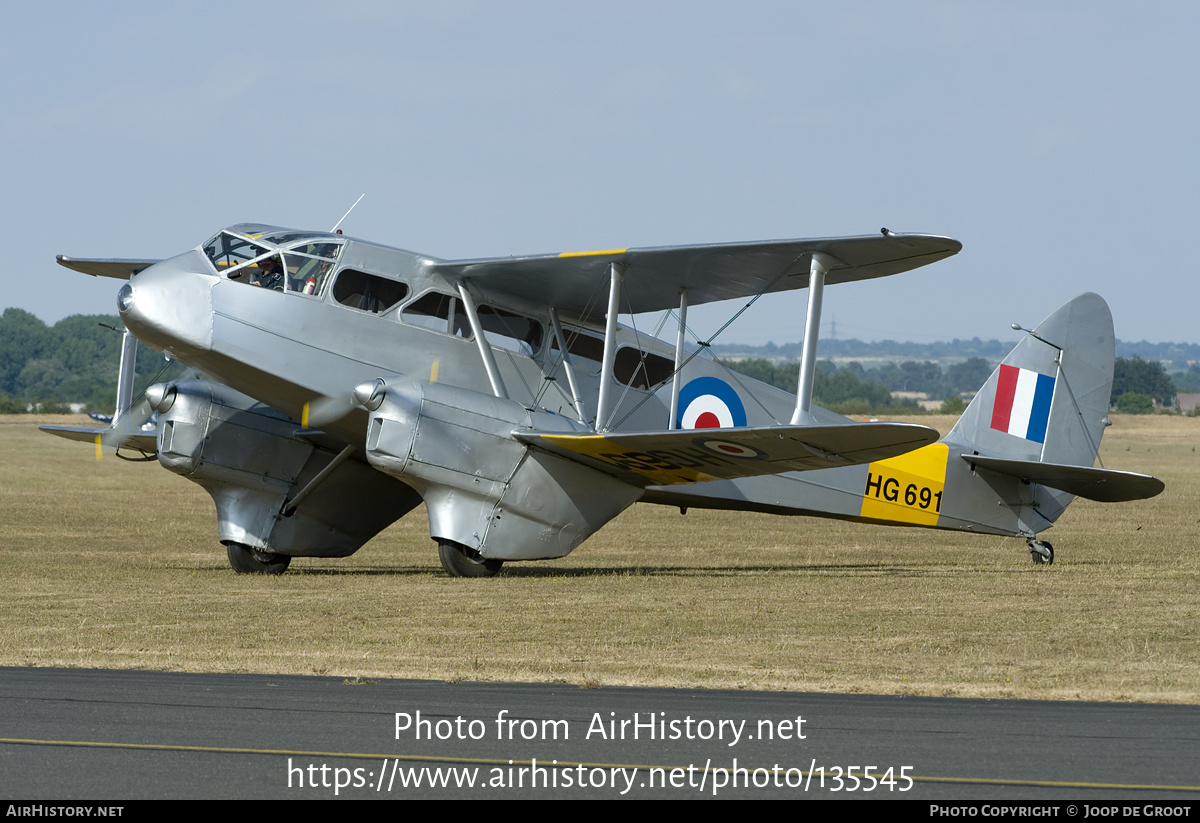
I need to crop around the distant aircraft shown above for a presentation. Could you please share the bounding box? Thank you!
[45,225,1160,574]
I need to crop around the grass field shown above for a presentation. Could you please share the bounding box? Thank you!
[2,414,1197,702]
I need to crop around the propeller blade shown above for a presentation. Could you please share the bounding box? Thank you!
[99,395,155,452]
[302,393,357,427]
[302,379,387,428]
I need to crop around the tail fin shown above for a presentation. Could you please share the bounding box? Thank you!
[947,292,1113,466]
[945,293,1162,503]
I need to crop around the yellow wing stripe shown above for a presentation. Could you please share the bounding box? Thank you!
[558,248,628,258]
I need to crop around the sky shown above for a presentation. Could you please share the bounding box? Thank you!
[3,1,1196,346]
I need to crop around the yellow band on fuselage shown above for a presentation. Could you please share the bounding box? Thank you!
[859,443,949,526]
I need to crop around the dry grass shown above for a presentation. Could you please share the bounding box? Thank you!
[1,413,1197,702]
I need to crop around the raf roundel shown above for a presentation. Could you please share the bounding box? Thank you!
[693,437,767,459]
[677,376,748,430]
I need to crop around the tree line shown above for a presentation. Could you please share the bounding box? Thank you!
[716,357,998,415]
[716,337,1200,366]
[721,355,1187,415]
[0,307,1193,415]
[0,308,182,413]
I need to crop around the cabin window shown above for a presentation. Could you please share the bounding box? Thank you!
[615,346,675,390]
[550,329,604,361]
[478,305,543,355]
[402,291,471,337]
[550,329,605,376]
[550,332,673,389]
[331,269,408,313]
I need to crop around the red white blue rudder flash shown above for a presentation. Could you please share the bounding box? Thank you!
[990,364,1055,443]
[677,377,748,429]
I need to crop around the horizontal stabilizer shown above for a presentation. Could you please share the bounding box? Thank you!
[962,454,1164,502]
[518,422,940,486]
[55,256,159,280]
[39,424,157,455]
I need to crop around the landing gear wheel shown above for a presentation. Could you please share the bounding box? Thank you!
[226,543,291,574]
[438,539,503,578]
[1027,539,1054,565]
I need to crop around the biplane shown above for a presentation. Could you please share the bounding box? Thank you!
[45,225,1162,574]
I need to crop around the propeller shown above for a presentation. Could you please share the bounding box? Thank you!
[97,383,176,455]
[302,379,386,428]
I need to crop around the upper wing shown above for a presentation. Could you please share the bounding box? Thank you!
[429,232,960,315]
[517,421,940,486]
[56,256,159,280]
[963,455,1165,502]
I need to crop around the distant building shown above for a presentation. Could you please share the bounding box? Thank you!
[892,390,941,411]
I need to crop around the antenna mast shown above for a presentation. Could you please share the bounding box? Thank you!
[331,193,366,232]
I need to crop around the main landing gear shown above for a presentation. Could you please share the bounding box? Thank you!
[227,542,291,574]
[438,539,504,578]
[1027,539,1054,565]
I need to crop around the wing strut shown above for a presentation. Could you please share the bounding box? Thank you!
[595,262,625,431]
[548,307,588,424]
[281,444,356,516]
[457,282,509,400]
[667,288,688,430]
[115,327,138,419]
[790,253,833,425]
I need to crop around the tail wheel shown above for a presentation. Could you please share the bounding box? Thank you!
[1028,540,1054,565]
[227,543,291,574]
[438,539,503,578]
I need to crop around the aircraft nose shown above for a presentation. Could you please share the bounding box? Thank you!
[118,249,215,355]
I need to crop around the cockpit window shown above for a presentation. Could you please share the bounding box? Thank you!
[203,228,343,295]
[282,242,342,296]
[204,231,270,274]
[246,252,286,290]
[264,231,329,245]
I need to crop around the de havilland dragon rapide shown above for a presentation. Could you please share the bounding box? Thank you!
[47,222,1162,575]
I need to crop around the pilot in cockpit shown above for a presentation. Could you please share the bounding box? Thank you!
[251,253,285,291]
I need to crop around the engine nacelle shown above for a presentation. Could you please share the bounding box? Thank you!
[156,380,420,557]
[364,377,641,561]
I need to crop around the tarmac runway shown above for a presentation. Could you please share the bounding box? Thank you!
[1,667,1197,800]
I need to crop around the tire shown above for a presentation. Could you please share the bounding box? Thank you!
[1028,540,1054,565]
[227,543,291,574]
[437,539,503,578]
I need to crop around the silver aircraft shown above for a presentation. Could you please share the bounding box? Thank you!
[46,225,1161,574]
